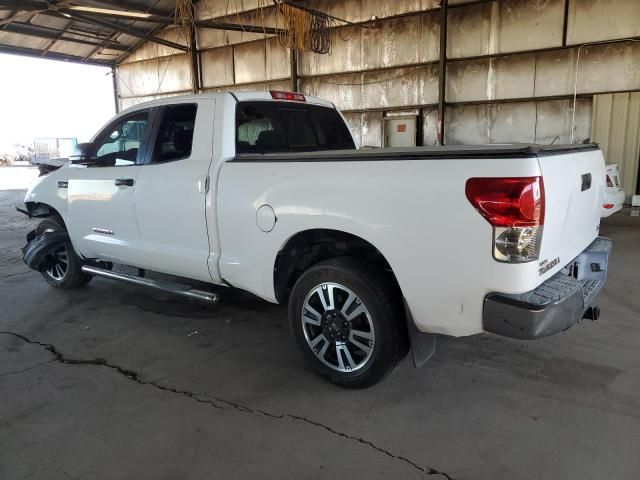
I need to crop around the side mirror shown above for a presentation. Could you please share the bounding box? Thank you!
[70,142,96,165]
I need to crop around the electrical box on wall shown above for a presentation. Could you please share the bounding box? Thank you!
[384,115,417,148]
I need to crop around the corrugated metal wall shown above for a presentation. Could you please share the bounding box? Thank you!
[117,26,191,109]
[115,0,640,149]
[592,92,640,199]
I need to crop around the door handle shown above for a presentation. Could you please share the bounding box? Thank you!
[115,178,134,187]
[197,174,210,194]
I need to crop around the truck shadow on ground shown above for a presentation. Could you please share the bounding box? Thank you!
[434,333,623,391]
[115,285,624,402]
[118,288,279,320]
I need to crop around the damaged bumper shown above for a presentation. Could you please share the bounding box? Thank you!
[483,237,612,339]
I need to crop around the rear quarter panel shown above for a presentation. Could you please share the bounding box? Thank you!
[217,156,546,337]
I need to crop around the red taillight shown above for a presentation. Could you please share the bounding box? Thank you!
[603,203,614,209]
[465,177,545,227]
[606,175,613,187]
[270,90,306,102]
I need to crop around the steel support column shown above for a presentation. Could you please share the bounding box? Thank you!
[111,66,119,114]
[437,0,448,145]
[189,4,200,93]
[290,47,298,92]
[562,0,570,46]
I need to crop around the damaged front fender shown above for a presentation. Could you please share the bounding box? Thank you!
[22,229,70,271]
[16,202,57,219]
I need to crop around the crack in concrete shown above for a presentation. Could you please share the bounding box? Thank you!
[1,331,454,480]
[151,344,238,383]
[0,359,55,377]
[3,270,31,278]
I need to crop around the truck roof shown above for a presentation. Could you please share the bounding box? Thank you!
[119,91,334,114]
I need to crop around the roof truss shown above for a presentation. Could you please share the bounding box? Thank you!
[0,0,283,66]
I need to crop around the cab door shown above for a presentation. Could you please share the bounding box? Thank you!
[132,100,215,282]
[67,109,152,265]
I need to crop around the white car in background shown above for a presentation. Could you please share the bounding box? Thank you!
[602,164,625,217]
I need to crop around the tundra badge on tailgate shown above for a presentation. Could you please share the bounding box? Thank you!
[539,257,560,276]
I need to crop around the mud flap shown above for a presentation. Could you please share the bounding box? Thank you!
[22,229,70,271]
[404,300,437,368]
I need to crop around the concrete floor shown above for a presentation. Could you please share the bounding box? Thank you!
[1,166,639,480]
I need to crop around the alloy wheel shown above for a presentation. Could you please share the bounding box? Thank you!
[45,246,68,281]
[301,282,375,373]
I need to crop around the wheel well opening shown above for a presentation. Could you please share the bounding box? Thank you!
[25,202,63,225]
[273,229,399,304]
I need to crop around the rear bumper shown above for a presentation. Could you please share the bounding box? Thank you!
[601,189,625,217]
[483,237,612,339]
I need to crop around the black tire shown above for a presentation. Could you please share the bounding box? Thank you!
[288,257,407,388]
[35,216,92,289]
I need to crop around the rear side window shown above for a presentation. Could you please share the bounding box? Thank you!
[236,103,287,152]
[309,107,355,150]
[152,104,197,162]
[236,101,355,153]
[281,108,317,148]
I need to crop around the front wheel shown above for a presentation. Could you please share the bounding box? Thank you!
[288,257,406,388]
[35,217,92,289]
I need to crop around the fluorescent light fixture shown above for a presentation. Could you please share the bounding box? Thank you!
[68,6,152,18]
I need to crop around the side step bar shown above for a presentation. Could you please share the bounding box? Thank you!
[81,265,219,304]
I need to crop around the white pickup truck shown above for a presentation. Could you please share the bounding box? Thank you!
[20,91,611,388]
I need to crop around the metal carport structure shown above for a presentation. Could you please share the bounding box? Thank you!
[0,0,282,112]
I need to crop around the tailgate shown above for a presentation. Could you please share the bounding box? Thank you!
[537,148,605,279]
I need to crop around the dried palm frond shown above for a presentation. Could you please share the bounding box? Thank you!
[174,0,195,49]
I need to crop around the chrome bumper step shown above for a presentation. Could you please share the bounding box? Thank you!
[483,236,612,340]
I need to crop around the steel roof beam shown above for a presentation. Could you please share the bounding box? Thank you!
[53,9,284,35]
[0,42,112,65]
[194,18,282,35]
[7,20,112,41]
[0,1,50,11]
[114,21,170,64]
[75,0,172,18]
[41,17,73,57]
[2,21,128,50]
[55,11,188,52]
[82,29,121,62]
[0,9,37,27]
[0,10,18,28]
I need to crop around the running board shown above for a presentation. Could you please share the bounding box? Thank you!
[81,265,219,304]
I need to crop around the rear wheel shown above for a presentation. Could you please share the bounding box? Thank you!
[288,257,406,388]
[36,217,92,289]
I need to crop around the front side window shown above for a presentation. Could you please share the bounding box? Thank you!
[95,111,149,166]
[152,104,197,162]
